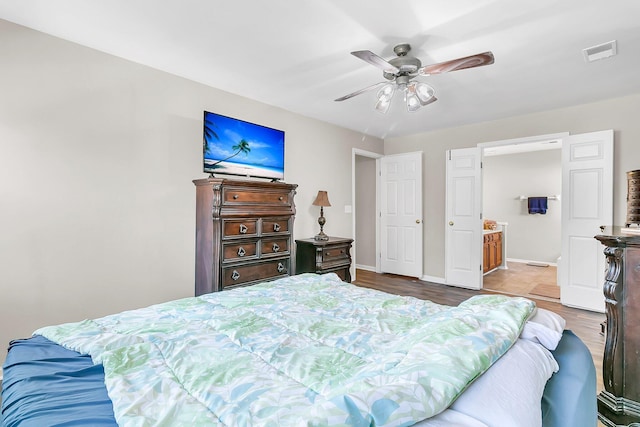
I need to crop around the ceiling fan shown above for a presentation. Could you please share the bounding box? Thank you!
[335,43,494,113]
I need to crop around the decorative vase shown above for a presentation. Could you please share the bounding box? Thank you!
[626,170,640,227]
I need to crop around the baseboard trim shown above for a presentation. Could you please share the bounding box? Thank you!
[355,264,376,272]
[421,275,446,284]
[507,258,558,267]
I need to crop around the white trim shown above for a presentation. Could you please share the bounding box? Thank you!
[507,258,558,267]
[355,263,376,272]
[421,275,446,284]
[477,132,570,149]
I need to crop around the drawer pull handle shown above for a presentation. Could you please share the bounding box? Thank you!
[233,194,239,200]
[272,243,280,253]
[279,196,284,201]
[237,247,246,257]
[231,270,240,281]
[239,224,248,234]
[326,252,331,256]
[277,262,286,273]
[273,223,281,232]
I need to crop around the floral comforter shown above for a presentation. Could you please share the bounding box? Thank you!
[35,273,535,426]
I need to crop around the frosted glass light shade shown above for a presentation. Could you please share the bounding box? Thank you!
[375,83,396,114]
[413,82,435,105]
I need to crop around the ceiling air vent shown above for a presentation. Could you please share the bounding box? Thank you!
[583,40,617,62]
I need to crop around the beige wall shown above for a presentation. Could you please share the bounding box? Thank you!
[385,93,640,280]
[354,155,377,269]
[483,149,562,263]
[0,19,383,369]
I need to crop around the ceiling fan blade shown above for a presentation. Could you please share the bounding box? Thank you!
[351,50,400,74]
[334,81,386,102]
[419,51,494,75]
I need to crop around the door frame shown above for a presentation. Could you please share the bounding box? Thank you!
[446,132,570,290]
[476,133,569,290]
[352,148,383,280]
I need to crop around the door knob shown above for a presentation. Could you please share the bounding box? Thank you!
[416,219,421,224]
[449,221,454,226]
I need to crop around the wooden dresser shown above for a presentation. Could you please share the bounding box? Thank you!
[595,227,640,427]
[296,237,353,282]
[193,177,297,295]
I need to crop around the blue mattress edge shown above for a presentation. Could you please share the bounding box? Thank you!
[2,330,597,427]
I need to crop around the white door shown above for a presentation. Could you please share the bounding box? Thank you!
[445,147,483,289]
[560,130,613,312]
[380,152,423,278]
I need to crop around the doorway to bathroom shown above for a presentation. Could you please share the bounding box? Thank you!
[481,139,562,301]
[444,130,613,312]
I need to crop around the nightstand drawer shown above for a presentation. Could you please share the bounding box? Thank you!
[322,246,349,262]
[223,219,258,238]
[296,237,353,283]
[222,258,289,288]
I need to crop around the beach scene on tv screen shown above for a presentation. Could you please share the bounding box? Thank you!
[203,112,285,179]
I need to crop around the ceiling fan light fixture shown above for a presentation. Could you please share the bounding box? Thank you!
[414,82,435,105]
[403,81,435,112]
[336,44,493,112]
[374,83,396,114]
[406,92,421,112]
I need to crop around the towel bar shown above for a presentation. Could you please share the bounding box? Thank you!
[518,195,560,201]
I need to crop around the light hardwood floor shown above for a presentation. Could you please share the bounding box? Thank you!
[483,261,560,301]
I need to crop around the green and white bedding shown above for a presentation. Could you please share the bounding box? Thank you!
[36,273,535,427]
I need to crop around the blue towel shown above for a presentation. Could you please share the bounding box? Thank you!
[528,197,548,214]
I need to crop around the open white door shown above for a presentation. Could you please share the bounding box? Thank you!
[380,152,423,278]
[445,147,483,289]
[560,130,613,312]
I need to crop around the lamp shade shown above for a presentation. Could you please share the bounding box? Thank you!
[312,190,331,207]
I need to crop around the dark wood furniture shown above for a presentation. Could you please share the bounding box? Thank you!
[595,227,640,427]
[193,177,297,295]
[296,237,353,282]
[483,231,502,273]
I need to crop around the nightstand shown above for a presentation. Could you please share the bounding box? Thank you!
[295,237,353,282]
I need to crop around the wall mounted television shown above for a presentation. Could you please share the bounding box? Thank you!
[203,111,285,181]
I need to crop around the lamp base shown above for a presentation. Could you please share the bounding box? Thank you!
[314,231,329,241]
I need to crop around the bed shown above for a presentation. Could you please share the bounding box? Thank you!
[2,273,596,426]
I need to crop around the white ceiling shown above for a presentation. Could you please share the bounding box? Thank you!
[1,0,639,139]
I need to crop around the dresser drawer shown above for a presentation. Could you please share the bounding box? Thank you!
[222,258,290,288]
[223,188,291,206]
[223,219,258,238]
[262,218,290,235]
[261,238,289,257]
[322,246,349,262]
[222,240,259,262]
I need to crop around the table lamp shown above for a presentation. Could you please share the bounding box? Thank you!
[312,190,331,241]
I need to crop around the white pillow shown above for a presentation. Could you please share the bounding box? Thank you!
[414,409,489,427]
[521,308,566,350]
[447,339,559,427]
